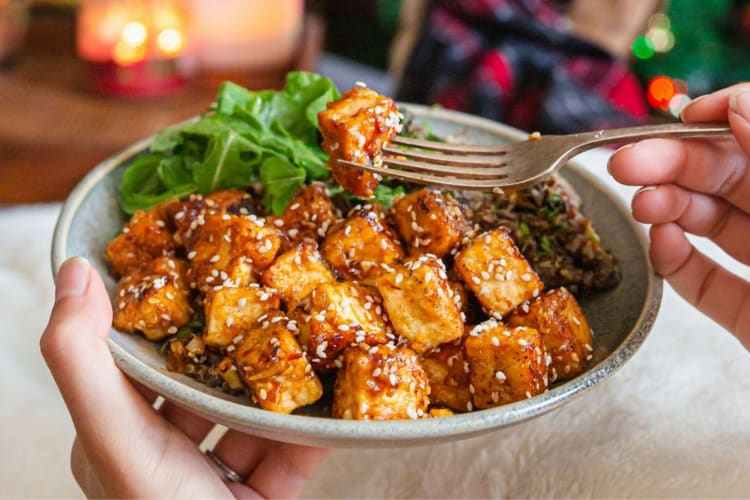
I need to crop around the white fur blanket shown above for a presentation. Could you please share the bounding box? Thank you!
[2,151,750,498]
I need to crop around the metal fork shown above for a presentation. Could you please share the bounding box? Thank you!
[337,122,732,191]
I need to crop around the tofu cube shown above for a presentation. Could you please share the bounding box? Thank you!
[332,344,430,420]
[261,241,334,308]
[391,188,470,257]
[188,213,282,293]
[203,285,281,347]
[113,256,193,341]
[320,203,404,281]
[376,254,464,354]
[230,310,323,414]
[318,86,401,198]
[268,183,340,244]
[306,282,392,371]
[464,320,548,409]
[508,287,593,382]
[107,207,176,276]
[421,339,472,412]
[166,190,256,248]
[454,229,544,318]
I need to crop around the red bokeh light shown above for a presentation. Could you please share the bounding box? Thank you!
[647,76,677,110]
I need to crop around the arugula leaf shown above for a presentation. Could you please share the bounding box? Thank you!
[260,157,306,215]
[120,154,196,214]
[372,183,406,208]
[119,72,339,214]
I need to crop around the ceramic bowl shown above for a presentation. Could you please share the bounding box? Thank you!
[52,104,662,448]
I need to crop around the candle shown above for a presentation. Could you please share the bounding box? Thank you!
[76,0,189,97]
[187,0,304,88]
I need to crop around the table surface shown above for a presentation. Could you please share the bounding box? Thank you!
[2,149,750,498]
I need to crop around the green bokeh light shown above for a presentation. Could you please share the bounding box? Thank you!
[632,36,655,59]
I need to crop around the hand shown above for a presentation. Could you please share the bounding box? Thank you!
[608,83,750,350]
[40,257,329,498]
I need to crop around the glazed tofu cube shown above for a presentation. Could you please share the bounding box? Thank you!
[230,310,323,414]
[391,189,470,257]
[306,282,392,371]
[318,86,401,198]
[320,203,404,281]
[464,320,547,409]
[166,190,256,248]
[376,254,463,354]
[203,285,281,347]
[113,256,193,341]
[268,183,340,244]
[454,229,544,318]
[332,344,430,420]
[261,241,334,308]
[107,207,176,276]
[508,287,593,382]
[188,213,282,293]
[421,339,472,412]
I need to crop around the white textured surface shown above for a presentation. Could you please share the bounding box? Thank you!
[2,150,750,498]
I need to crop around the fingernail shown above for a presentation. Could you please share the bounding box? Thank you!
[606,143,636,174]
[55,256,91,301]
[729,90,750,119]
[680,94,706,120]
[634,185,658,197]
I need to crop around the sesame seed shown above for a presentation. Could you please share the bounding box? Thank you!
[521,273,532,282]
[491,337,500,346]
[187,251,196,260]
[495,370,506,381]
[395,273,403,285]
[388,373,398,386]
[571,352,580,363]
[167,326,178,334]
[259,389,268,400]
[226,317,234,327]
[471,276,481,285]
[572,317,581,326]
[316,342,328,359]
[273,219,284,227]
[481,271,490,280]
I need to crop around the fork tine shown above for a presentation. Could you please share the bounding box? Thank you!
[337,160,509,190]
[391,136,510,155]
[381,156,507,178]
[382,146,506,167]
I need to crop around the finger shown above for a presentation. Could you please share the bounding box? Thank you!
[211,430,329,497]
[245,443,330,498]
[681,82,750,123]
[129,379,216,444]
[608,137,750,213]
[211,430,275,480]
[632,185,750,265]
[649,223,750,349]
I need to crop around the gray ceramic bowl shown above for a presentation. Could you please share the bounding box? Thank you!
[52,104,662,448]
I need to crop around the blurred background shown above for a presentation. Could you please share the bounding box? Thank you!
[0,0,748,205]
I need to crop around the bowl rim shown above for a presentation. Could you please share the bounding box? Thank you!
[51,104,662,445]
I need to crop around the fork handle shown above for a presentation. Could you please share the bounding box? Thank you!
[568,122,732,152]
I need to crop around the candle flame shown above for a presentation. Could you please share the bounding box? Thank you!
[122,21,148,46]
[157,28,184,56]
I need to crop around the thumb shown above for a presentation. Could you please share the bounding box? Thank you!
[728,89,750,159]
[41,257,162,450]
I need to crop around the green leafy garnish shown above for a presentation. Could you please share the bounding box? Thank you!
[119,72,340,214]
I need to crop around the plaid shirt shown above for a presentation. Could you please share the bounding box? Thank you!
[396,0,648,134]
